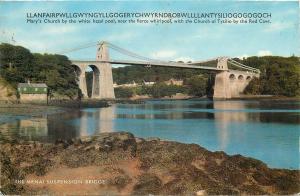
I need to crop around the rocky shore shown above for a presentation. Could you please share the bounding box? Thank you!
[1,132,299,195]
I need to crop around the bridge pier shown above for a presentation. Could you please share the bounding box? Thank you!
[213,71,231,99]
[95,42,115,99]
[79,72,88,97]
[71,42,115,99]
[213,70,259,99]
[213,57,259,99]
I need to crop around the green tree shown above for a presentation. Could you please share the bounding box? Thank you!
[185,75,208,97]
[244,56,300,97]
[114,87,134,98]
[0,43,34,85]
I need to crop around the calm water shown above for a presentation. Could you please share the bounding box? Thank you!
[0,99,299,169]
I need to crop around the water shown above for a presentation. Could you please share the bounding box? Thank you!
[0,99,299,169]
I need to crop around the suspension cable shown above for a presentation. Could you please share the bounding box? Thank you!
[58,41,98,54]
[228,59,260,73]
[57,40,260,73]
[105,41,169,63]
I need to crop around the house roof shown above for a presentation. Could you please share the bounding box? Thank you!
[18,83,47,88]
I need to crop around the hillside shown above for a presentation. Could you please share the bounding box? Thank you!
[0,43,79,99]
[0,77,16,102]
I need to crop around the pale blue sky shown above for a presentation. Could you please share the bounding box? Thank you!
[0,1,298,65]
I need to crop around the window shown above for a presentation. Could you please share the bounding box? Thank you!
[23,87,27,91]
[44,88,47,92]
[35,88,38,91]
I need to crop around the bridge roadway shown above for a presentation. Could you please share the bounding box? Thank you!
[71,59,226,71]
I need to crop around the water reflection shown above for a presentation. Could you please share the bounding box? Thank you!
[0,117,48,142]
[0,106,116,142]
[0,99,299,169]
[213,101,251,150]
[45,106,115,141]
[92,105,115,134]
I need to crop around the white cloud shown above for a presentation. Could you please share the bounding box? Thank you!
[258,50,272,56]
[264,22,294,32]
[237,54,249,59]
[151,50,177,59]
[173,56,194,62]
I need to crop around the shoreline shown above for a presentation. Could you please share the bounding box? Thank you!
[0,96,298,125]
[119,95,300,102]
[1,132,299,195]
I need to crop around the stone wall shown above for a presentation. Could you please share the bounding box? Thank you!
[19,94,47,103]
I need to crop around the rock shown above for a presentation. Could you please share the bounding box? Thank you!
[83,145,94,151]
[80,136,93,143]
[98,132,137,156]
[108,175,132,190]
[133,173,162,195]
[135,137,145,144]
[196,190,207,196]
[94,144,100,150]
[145,137,160,141]
[1,132,299,195]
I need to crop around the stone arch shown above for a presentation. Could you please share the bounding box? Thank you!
[238,75,244,80]
[87,64,100,98]
[71,64,83,80]
[229,74,236,80]
[246,76,251,80]
[71,64,88,97]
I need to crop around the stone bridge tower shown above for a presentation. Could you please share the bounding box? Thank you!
[95,41,115,99]
[213,57,259,99]
[71,42,115,99]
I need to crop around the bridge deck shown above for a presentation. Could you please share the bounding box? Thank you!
[71,59,225,71]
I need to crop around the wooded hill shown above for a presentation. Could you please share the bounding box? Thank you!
[0,43,79,99]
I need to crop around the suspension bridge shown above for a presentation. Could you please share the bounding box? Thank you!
[62,41,260,99]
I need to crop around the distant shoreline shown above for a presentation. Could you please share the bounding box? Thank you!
[121,95,300,102]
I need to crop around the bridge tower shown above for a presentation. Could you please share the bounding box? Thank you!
[213,57,259,99]
[213,57,231,99]
[93,41,115,99]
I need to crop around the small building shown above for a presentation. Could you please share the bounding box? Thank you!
[143,81,155,86]
[165,78,184,86]
[18,82,48,103]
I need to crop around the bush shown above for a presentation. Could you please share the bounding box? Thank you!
[185,75,208,97]
[146,83,188,98]
[244,77,262,95]
[114,87,134,98]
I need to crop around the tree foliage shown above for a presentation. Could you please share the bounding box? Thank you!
[184,75,208,97]
[112,66,207,84]
[146,83,188,98]
[114,84,188,98]
[0,43,79,99]
[114,87,134,98]
[243,56,300,97]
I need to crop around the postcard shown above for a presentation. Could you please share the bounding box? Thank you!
[0,0,299,195]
